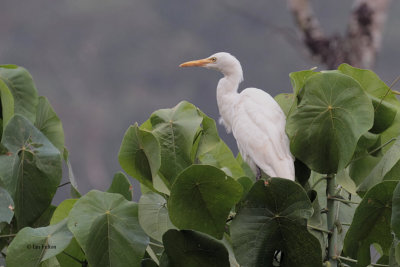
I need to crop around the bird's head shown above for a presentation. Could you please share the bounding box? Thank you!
[180,52,243,81]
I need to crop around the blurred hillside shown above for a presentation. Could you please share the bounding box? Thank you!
[1,0,399,200]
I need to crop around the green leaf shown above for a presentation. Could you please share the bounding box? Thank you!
[150,101,202,183]
[0,65,39,124]
[159,252,171,267]
[236,176,253,200]
[392,182,400,239]
[138,192,176,242]
[221,235,240,267]
[369,95,397,134]
[107,172,132,201]
[195,111,244,179]
[343,181,397,265]
[119,123,161,190]
[40,199,87,266]
[49,199,85,267]
[230,178,322,267]
[0,115,62,229]
[308,190,328,260]
[336,168,357,195]
[286,72,374,173]
[63,148,81,198]
[289,69,318,96]
[32,205,57,228]
[389,238,400,267]
[162,229,230,267]
[6,219,73,267]
[336,188,361,256]
[35,96,65,153]
[274,93,297,117]
[50,199,77,225]
[397,243,400,266]
[357,138,400,194]
[338,64,400,134]
[168,165,242,239]
[141,259,158,267]
[349,155,381,187]
[56,238,86,267]
[67,190,149,267]
[40,256,61,267]
[0,186,13,224]
[338,64,400,152]
[236,153,255,180]
[0,79,15,131]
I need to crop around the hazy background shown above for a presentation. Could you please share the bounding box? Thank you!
[1,0,399,201]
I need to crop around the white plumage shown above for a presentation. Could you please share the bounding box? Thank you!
[180,52,295,180]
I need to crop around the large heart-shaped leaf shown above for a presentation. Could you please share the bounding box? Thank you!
[162,229,230,267]
[67,190,149,267]
[343,181,397,266]
[0,65,39,125]
[286,72,374,173]
[119,123,161,190]
[150,101,202,183]
[138,192,176,242]
[35,96,65,153]
[168,165,242,239]
[0,115,62,229]
[0,186,14,224]
[6,219,72,267]
[230,178,321,267]
[194,111,244,178]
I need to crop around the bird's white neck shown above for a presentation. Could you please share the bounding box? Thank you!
[216,70,243,131]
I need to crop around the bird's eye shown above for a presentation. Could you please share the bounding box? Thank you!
[210,57,217,62]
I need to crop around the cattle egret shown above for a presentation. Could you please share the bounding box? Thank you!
[180,52,295,180]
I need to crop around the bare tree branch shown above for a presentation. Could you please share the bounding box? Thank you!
[288,0,392,69]
[346,0,392,68]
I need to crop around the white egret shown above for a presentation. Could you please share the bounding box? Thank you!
[180,52,295,180]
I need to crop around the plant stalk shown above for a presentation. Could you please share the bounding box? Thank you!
[327,196,359,205]
[307,224,332,234]
[326,173,337,267]
[335,256,389,267]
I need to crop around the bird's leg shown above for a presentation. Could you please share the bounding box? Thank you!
[256,167,262,181]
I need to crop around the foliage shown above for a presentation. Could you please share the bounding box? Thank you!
[0,63,399,267]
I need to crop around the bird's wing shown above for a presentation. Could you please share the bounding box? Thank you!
[232,88,294,177]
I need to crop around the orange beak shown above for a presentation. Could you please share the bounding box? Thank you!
[179,58,213,67]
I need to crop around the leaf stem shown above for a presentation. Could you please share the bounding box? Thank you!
[311,176,328,189]
[61,251,86,264]
[350,137,397,163]
[0,234,16,238]
[327,196,359,205]
[149,241,164,248]
[58,181,71,188]
[376,74,400,111]
[307,224,332,234]
[335,255,389,267]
